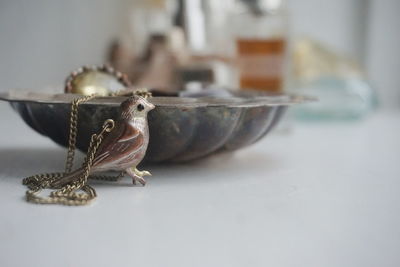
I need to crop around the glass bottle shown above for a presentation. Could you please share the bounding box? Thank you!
[230,0,290,93]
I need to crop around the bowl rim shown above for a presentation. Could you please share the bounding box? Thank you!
[0,91,316,108]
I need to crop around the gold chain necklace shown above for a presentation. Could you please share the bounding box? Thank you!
[22,89,151,206]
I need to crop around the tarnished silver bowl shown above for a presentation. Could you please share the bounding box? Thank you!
[0,91,311,163]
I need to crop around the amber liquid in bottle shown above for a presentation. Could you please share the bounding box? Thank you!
[237,38,286,92]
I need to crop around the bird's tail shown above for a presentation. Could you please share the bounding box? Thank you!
[51,167,86,188]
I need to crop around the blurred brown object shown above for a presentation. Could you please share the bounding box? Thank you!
[108,40,136,78]
[107,27,234,92]
[108,29,189,92]
[134,35,179,91]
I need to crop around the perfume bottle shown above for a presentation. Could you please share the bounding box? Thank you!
[230,0,290,93]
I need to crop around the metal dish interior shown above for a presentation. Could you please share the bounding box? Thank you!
[0,91,312,163]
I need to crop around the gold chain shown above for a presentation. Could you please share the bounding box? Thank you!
[65,94,96,173]
[23,115,115,205]
[22,89,151,206]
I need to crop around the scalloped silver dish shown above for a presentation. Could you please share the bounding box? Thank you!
[0,91,312,163]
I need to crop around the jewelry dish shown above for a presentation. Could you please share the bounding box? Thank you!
[0,91,313,163]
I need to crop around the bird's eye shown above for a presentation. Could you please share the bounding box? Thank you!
[137,104,144,111]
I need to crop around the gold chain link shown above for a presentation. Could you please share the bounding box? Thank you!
[65,94,96,173]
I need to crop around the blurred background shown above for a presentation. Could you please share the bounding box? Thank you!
[0,0,399,113]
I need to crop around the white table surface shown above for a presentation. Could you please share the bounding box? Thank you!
[0,102,399,267]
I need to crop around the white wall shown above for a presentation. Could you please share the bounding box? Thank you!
[365,0,400,109]
[0,0,131,91]
[288,0,368,63]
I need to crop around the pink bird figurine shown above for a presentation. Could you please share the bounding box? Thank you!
[51,95,155,188]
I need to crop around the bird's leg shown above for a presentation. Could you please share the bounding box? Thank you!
[126,167,151,186]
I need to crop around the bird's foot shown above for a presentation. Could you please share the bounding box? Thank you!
[126,168,151,186]
[134,168,151,177]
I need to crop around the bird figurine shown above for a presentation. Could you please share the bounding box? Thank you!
[51,95,155,188]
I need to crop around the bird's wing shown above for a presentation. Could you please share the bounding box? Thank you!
[93,122,144,167]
